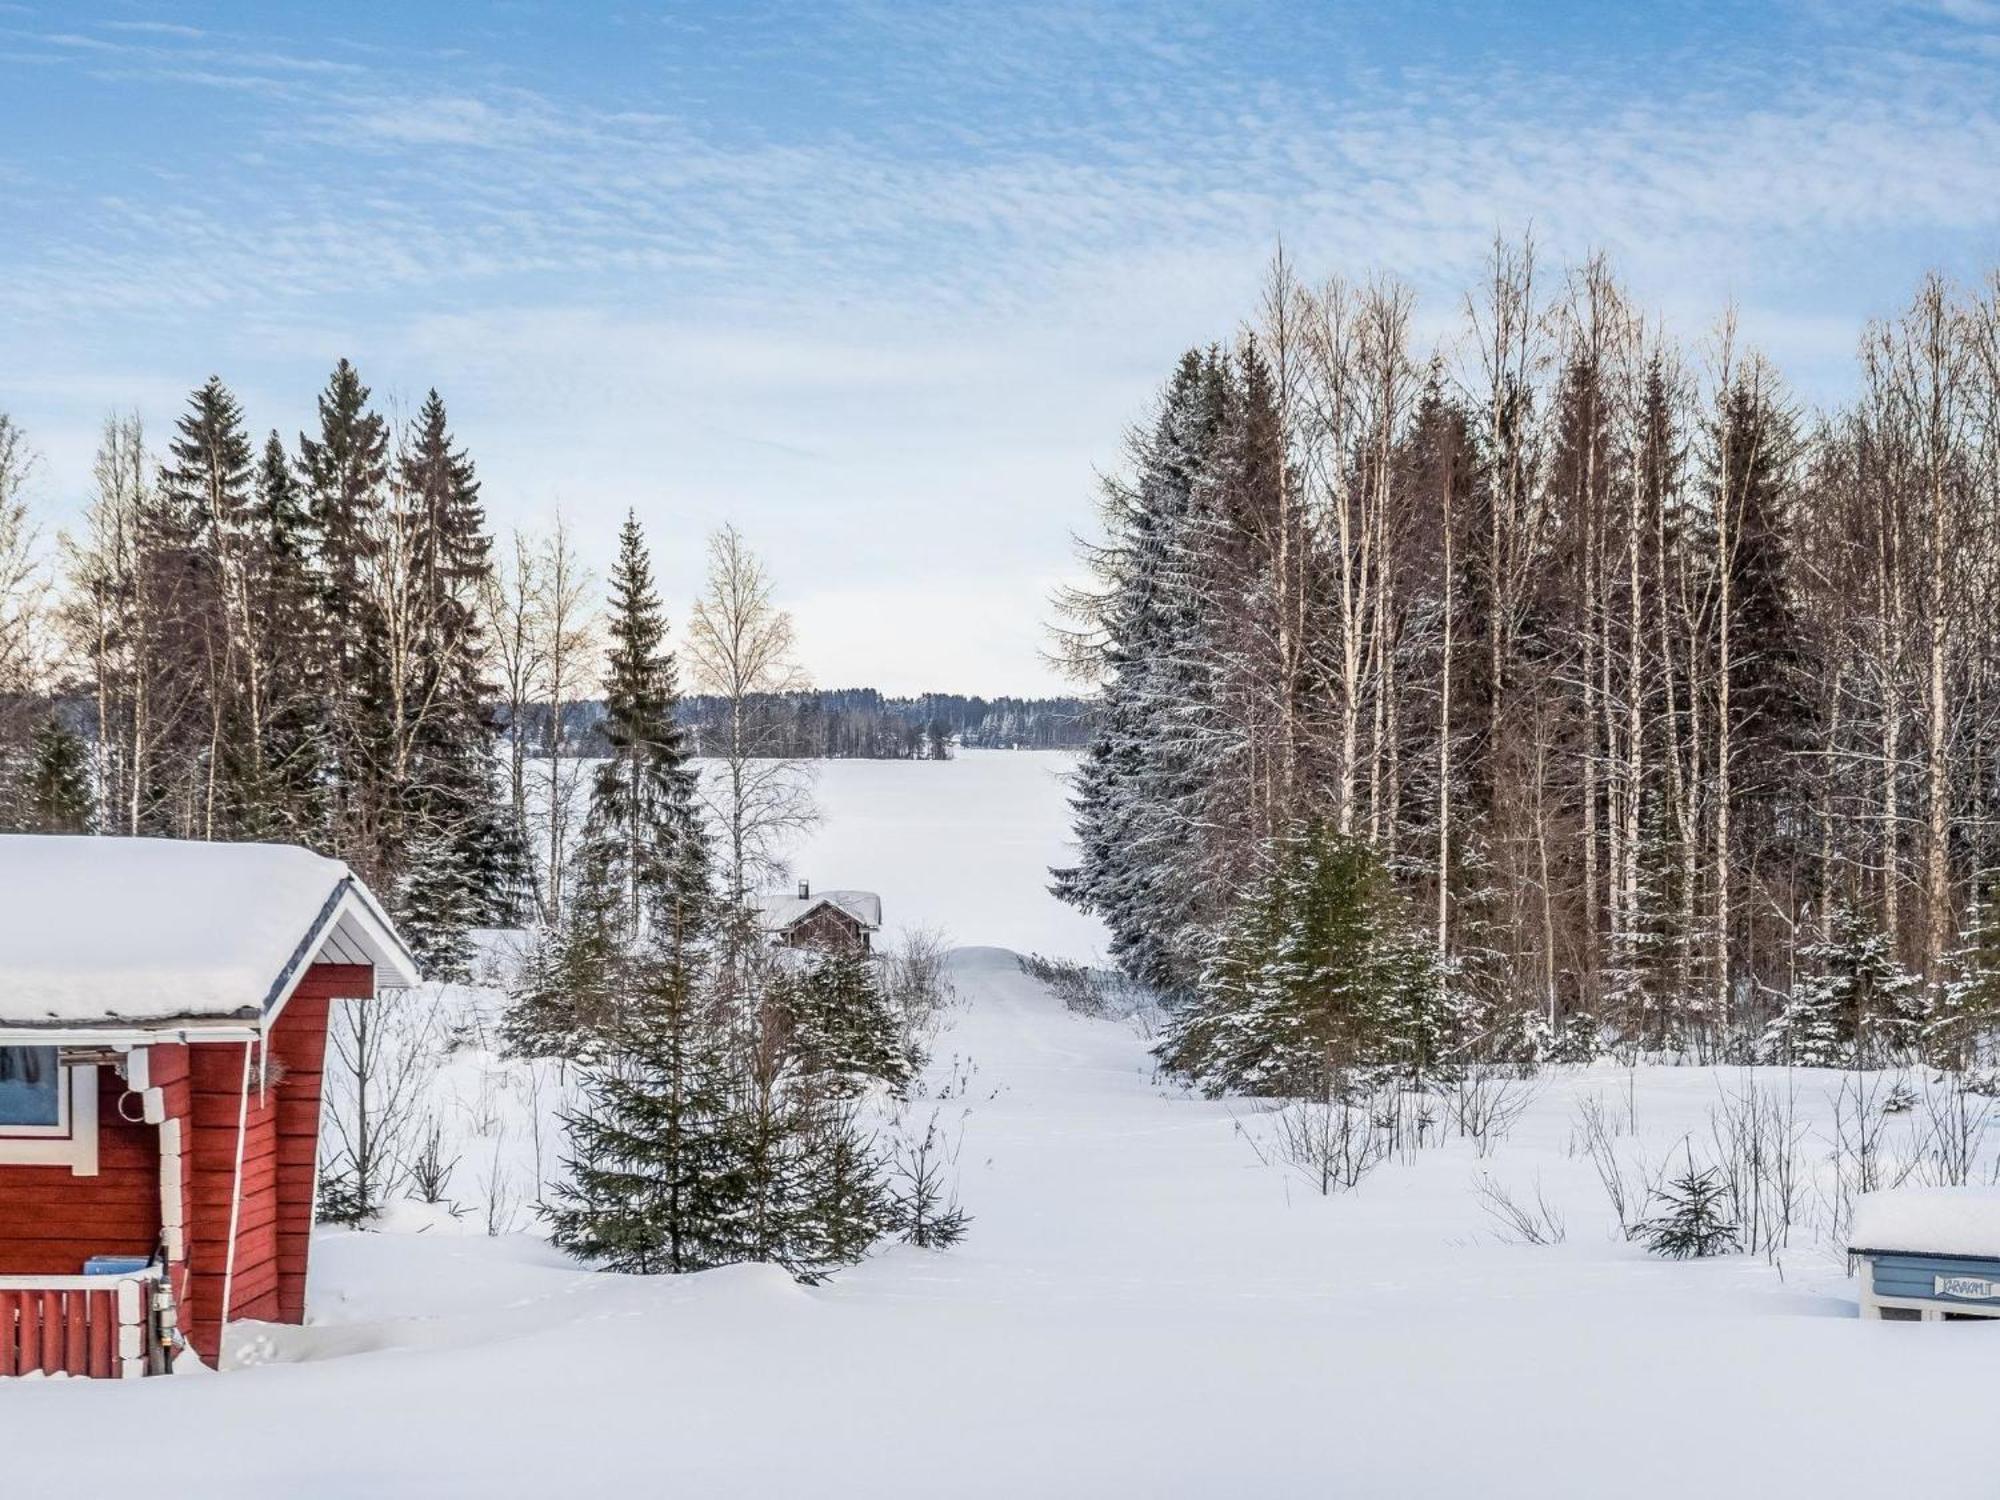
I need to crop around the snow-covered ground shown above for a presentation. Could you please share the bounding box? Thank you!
[10,755,2000,1496]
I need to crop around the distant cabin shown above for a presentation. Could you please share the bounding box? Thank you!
[0,836,418,1377]
[757,881,882,956]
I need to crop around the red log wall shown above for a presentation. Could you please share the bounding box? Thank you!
[179,963,366,1364]
[0,1068,160,1275]
[0,962,370,1370]
[781,905,872,954]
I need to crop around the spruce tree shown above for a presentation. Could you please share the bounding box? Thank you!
[298,358,388,664]
[573,513,707,946]
[16,716,94,833]
[404,389,492,638]
[509,516,707,1061]
[1157,823,1448,1096]
[501,891,625,1062]
[732,1050,817,1276]
[391,390,507,956]
[159,377,261,836]
[773,948,913,1097]
[1623,792,1696,1049]
[124,433,211,838]
[728,1052,893,1285]
[391,821,482,983]
[1640,1158,1740,1259]
[544,937,748,1274]
[787,1102,894,1278]
[164,377,257,559]
[298,359,390,871]
[1709,375,1811,859]
[254,430,326,843]
[1929,879,2000,1070]
[1763,902,1924,1067]
[885,1111,972,1249]
[1054,348,1232,999]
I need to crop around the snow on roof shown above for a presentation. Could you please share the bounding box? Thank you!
[755,888,882,932]
[0,835,418,1033]
[1851,1187,2000,1259]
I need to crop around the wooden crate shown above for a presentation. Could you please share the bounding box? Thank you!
[1855,1251,2000,1322]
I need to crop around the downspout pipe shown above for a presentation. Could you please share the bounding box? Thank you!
[216,1040,253,1369]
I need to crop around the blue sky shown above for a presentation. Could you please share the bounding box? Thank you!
[2,1,1998,692]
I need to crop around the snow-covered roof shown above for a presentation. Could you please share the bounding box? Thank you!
[1852,1187,2000,1259]
[0,835,419,1037]
[755,888,882,932]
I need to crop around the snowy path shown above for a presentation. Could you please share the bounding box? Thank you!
[9,949,2000,1497]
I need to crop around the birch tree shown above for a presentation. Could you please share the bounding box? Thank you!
[687,524,817,918]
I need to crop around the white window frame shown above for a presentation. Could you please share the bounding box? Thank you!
[0,1045,69,1135]
[0,1056,99,1176]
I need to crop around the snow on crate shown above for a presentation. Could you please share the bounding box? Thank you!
[1852,1187,2000,1260]
[0,834,419,1378]
[1851,1187,2000,1322]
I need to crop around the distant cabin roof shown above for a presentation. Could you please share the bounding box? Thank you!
[756,889,882,933]
[0,835,419,1036]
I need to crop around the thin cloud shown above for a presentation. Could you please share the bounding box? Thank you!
[97,20,206,38]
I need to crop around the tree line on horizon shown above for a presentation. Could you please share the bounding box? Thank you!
[1058,242,2000,1087]
[505,687,1093,761]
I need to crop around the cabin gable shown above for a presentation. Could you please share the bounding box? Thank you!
[780,901,874,954]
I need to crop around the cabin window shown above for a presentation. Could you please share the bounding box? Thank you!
[0,1048,97,1175]
[0,1046,61,1128]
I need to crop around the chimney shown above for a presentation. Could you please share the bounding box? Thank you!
[798,879,810,900]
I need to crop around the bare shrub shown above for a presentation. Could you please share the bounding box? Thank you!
[320,989,445,1223]
[1017,952,1106,1015]
[1359,1080,1442,1164]
[1266,1079,1392,1196]
[1571,1093,1671,1241]
[924,1052,991,1103]
[1436,1063,1541,1158]
[1473,1173,1567,1245]
[481,1126,522,1236]
[883,927,956,1061]
[521,1060,553,1205]
[1822,1071,1921,1247]
[1707,1075,1811,1260]
[1914,1076,1995,1187]
[408,1119,462,1208]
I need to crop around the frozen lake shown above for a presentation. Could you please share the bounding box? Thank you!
[767,748,1106,962]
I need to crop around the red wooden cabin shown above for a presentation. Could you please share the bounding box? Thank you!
[0,835,418,1377]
